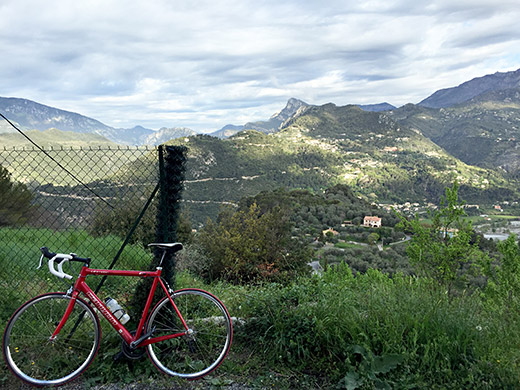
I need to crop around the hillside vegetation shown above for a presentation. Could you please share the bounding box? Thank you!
[392,87,520,177]
[163,104,518,224]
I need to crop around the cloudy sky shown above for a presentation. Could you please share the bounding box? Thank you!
[1,0,520,132]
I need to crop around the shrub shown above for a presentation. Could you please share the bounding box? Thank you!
[196,203,312,283]
[398,182,488,295]
[0,165,33,226]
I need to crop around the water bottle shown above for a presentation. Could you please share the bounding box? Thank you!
[105,297,130,325]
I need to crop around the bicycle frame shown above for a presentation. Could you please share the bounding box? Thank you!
[52,265,189,348]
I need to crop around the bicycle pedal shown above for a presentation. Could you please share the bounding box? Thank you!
[113,351,124,362]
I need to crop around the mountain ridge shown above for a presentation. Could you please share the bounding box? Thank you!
[392,85,520,176]
[419,68,520,108]
[0,96,157,145]
[210,98,309,138]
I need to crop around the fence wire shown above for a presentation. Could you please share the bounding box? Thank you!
[0,146,160,322]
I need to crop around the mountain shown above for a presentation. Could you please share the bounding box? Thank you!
[211,98,309,138]
[210,124,245,139]
[0,128,118,149]
[162,103,518,223]
[101,126,155,145]
[358,102,396,112]
[0,97,175,145]
[3,68,520,225]
[391,87,520,177]
[0,96,310,144]
[0,97,114,133]
[243,97,309,133]
[144,127,197,145]
[418,68,520,108]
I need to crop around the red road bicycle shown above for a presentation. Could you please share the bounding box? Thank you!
[2,243,233,387]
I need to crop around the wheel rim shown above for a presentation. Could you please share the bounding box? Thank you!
[3,293,100,386]
[146,289,232,379]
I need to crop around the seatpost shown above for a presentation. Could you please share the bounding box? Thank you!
[158,249,167,267]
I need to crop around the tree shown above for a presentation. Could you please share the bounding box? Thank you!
[367,232,380,245]
[397,182,485,294]
[0,165,33,226]
[197,203,311,283]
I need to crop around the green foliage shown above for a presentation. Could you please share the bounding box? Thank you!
[238,266,519,389]
[3,228,520,388]
[197,203,311,283]
[322,245,412,277]
[393,95,520,178]
[0,227,153,322]
[0,165,33,226]
[485,235,520,314]
[367,232,380,245]
[175,243,213,276]
[398,182,487,293]
[90,196,157,245]
[337,345,405,390]
[242,186,400,237]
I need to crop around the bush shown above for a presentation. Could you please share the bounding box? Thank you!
[196,203,312,283]
[0,165,33,226]
[175,243,212,276]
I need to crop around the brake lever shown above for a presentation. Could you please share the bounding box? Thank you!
[37,254,44,270]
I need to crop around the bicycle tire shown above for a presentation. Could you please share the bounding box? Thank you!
[2,292,101,387]
[146,288,233,379]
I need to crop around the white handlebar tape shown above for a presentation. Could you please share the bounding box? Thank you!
[48,254,73,280]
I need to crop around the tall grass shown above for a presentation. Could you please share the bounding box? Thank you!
[237,264,520,389]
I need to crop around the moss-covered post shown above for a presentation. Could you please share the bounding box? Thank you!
[129,145,187,319]
[154,144,188,289]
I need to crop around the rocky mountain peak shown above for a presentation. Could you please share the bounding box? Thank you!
[270,98,308,122]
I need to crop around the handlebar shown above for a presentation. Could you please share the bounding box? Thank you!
[39,247,90,280]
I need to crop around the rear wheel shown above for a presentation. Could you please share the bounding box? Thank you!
[146,288,232,379]
[2,293,100,387]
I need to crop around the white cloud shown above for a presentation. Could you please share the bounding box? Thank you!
[0,0,519,131]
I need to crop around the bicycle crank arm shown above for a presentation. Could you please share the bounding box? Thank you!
[130,327,155,349]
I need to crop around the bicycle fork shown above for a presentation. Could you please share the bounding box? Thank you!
[49,288,80,343]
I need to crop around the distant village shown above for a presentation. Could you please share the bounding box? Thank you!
[377,200,519,215]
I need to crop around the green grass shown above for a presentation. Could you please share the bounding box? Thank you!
[0,227,154,320]
[3,265,519,389]
[334,241,362,249]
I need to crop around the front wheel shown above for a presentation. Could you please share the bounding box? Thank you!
[2,292,101,387]
[146,288,233,379]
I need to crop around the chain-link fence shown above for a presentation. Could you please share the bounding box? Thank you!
[0,144,186,323]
